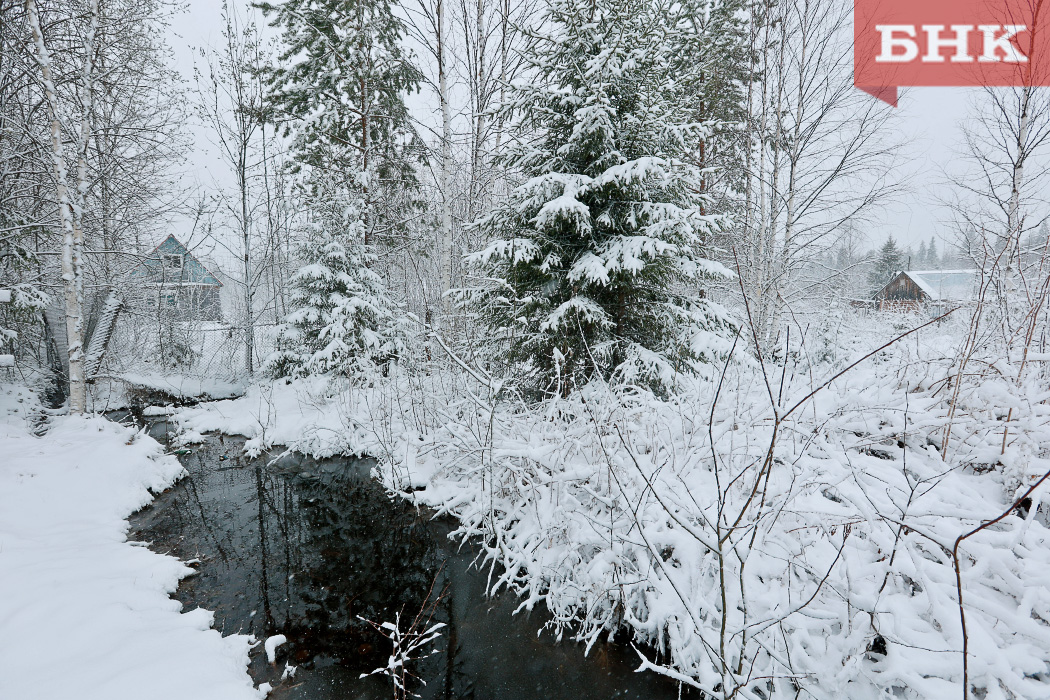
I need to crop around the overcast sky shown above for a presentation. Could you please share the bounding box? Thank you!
[165,0,986,257]
[878,87,977,251]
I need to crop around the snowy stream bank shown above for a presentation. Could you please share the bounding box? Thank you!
[0,401,262,700]
[167,325,1050,700]
[123,412,691,699]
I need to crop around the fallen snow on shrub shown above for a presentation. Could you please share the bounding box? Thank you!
[173,315,1050,699]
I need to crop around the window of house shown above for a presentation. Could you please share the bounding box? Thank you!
[163,254,183,273]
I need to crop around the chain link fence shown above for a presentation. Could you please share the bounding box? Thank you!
[89,290,279,405]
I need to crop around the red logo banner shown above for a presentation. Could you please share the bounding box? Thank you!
[854,0,1050,106]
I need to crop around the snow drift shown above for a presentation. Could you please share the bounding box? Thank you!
[0,397,262,700]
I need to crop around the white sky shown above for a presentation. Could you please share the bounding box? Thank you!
[874,87,978,252]
[164,0,986,258]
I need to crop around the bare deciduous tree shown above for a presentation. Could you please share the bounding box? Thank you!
[737,0,901,347]
[25,0,101,413]
[194,2,269,375]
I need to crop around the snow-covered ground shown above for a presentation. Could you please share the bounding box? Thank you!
[0,385,262,700]
[172,311,1050,700]
[86,374,247,413]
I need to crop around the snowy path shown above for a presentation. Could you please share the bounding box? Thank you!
[0,413,262,700]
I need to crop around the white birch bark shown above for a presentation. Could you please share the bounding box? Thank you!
[73,0,101,383]
[241,146,253,375]
[740,0,898,347]
[26,0,88,413]
[470,0,487,221]
[1006,88,1030,257]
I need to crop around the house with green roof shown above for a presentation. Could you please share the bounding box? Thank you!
[129,235,223,321]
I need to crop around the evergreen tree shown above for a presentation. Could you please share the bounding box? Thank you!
[676,0,752,202]
[917,240,928,269]
[869,237,904,292]
[260,0,420,379]
[926,236,939,268]
[258,0,421,240]
[463,0,734,396]
[1036,223,1050,248]
[266,177,411,379]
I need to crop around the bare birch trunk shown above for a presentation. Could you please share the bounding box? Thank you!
[27,0,88,413]
[73,0,100,392]
[741,0,896,348]
[1006,88,1030,258]
[242,164,254,375]
[494,0,508,164]
[228,11,256,377]
[470,0,486,221]
[778,25,809,326]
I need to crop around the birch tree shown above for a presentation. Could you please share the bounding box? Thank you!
[938,12,1050,462]
[195,2,268,375]
[453,0,537,221]
[87,0,187,281]
[737,0,900,347]
[4,0,186,392]
[403,0,537,328]
[403,0,454,319]
[25,0,100,413]
[950,82,1050,317]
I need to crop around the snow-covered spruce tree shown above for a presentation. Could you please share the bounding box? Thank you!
[0,244,48,373]
[868,236,904,293]
[258,0,421,243]
[259,0,421,379]
[265,179,412,379]
[462,0,734,396]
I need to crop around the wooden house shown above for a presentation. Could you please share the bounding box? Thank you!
[129,235,224,321]
[874,270,977,313]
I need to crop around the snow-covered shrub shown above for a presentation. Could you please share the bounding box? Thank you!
[0,238,49,384]
[156,312,201,371]
[403,326,1050,700]
[177,307,1050,700]
[0,283,47,358]
[359,611,446,699]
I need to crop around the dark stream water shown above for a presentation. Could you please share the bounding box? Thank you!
[120,414,692,700]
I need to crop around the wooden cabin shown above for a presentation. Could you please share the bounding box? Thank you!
[874,270,977,313]
[128,235,224,321]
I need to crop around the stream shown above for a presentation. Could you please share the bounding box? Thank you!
[118,412,695,700]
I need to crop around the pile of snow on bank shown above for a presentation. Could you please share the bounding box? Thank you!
[0,404,263,700]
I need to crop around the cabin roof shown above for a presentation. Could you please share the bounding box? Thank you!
[901,270,976,301]
[876,270,977,302]
[129,235,223,287]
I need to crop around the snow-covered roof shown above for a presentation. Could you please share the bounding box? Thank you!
[902,270,977,301]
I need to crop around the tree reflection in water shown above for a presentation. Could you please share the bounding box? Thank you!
[129,428,693,700]
[278,462,441,671]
